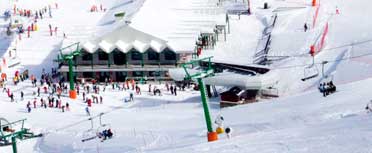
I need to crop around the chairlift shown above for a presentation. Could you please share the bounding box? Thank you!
[0,118,12,146]
[301,56,319,81]
[98,113,110,128]
[96,113,113,141]
[81,117,96,142]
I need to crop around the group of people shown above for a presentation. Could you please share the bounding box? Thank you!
[26,96,69,113]
[12,3,57,40]
[318,81,337,97]
[97,129,113,141]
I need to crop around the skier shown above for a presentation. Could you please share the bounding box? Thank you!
[49,24,52,36]
[54,27,58,36]
[27,26,30,38]
[27,101,31,113]
[165,83,169,91]
[173,86,177,96]
[304,23,308,32]
[21,91,24,101]
[33,98,37,108]
[37,87,40,97]
[10,93,14,102]
[87,98,92,107]
[66,102,70,111]
[366,100,372,113]
[85,106,90,116]
[129,92,134,102]
[170,85,174,95]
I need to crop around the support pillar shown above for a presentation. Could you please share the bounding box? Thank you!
[68,59,77,99]
[12,136,17,153]
[108,52,111,68]
[141,53,144,68]
[197,78,218,142]
[224,27,227,41]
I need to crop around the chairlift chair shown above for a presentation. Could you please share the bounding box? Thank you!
[0,118,12,146]
[301,56,319,81]
[96,113,113,141]
[81,117,96,142]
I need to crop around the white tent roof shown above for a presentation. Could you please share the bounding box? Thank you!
[150,40,166,53]
[78,25,172,54]
[115,40,133,53]
[98,40,115,53]
[132,40,150,53]
[82,42,97,53]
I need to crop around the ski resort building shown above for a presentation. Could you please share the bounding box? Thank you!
[58,0,227,82]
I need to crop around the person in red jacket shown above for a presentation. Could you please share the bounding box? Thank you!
[87,98,92,107]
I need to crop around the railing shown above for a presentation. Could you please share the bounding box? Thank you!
[253,14,278,65]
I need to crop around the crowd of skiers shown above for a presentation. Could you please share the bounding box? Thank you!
[90,4,106,12]
[5,3,60,40]
[318,81,336,97]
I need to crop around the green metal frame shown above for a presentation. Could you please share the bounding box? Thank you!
[182,56,214,133]
[59,42,81,91]
[0,119,41,153]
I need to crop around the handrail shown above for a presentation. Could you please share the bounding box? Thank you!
[0,119,26,129]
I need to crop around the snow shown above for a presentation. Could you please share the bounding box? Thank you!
[1,0,372,152]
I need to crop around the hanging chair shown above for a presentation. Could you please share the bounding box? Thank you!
[301,57,319,81]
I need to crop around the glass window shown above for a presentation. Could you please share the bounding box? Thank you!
[98,50,108,60]
[81,50,92,61]
[149,71,161,77]
[147,49,159,60]
[131,50,142,60]
[82,72,93,78]
[163,49,176,60]
[133,71,143,77]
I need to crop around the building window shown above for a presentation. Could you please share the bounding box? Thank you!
[163,49,176,60]
[147,49,159,60]
[82,72,93,78]
[131,50,142,60]
[98,50,109,61]
[149,71,161,77]
[112,49,126,65]
[133,71,143,77]
[81,50,92,61]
